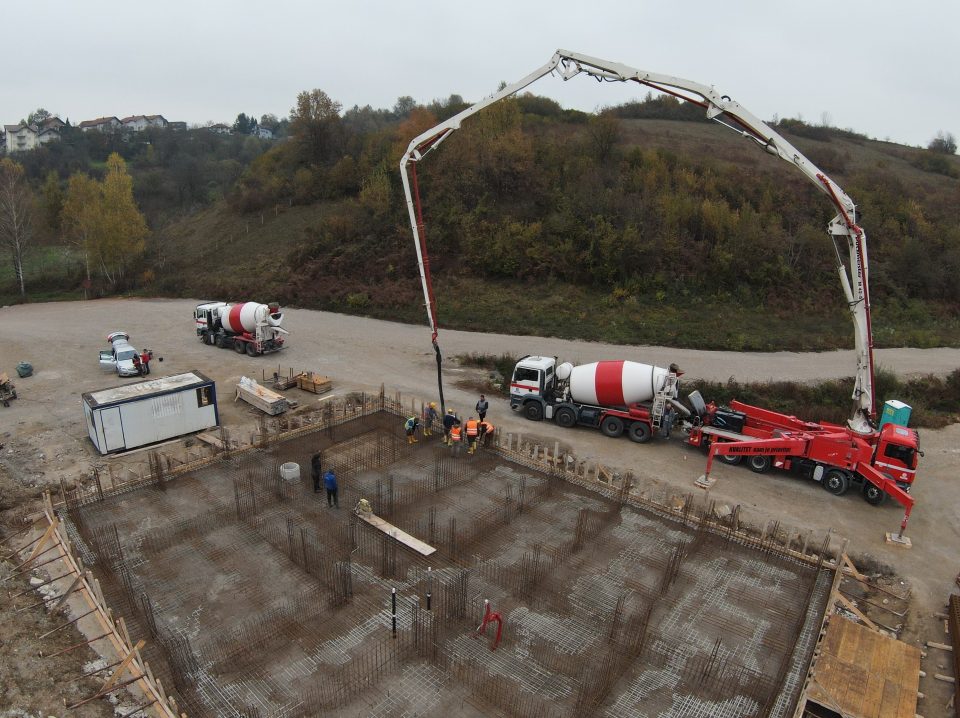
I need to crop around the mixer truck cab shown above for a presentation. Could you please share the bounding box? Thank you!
[510,356,682,444]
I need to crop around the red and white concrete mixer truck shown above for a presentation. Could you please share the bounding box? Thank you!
[509,356,686,442]
[194,301,287,356]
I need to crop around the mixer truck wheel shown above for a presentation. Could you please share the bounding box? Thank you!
[523,402,543,421]
[627,421,651,443]
[747,455,771,473]
[600,416,624,438]
[246,343,259,357]
[823,469,850,496]
[233,341,245,354]
[862,482,886,505]
[555,407,577,428]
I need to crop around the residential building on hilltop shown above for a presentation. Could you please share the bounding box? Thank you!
[3,117,65,153]
[120,114,168,131]
[78,116,122,132]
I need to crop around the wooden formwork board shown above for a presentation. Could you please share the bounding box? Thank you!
[804,615,920,718]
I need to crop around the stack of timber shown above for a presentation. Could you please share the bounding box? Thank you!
[236,377,289,415]
[296,372,332,395]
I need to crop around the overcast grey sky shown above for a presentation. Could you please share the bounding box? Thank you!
[3,0,957,148]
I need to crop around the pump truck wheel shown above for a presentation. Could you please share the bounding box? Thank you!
[823,469,850,496]
[627,421,651,443]
[862,482,886,505]
[600,416,624,438]
[718,454,743,465]
[747,455,771,473]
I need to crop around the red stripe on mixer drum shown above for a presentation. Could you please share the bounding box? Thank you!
[595,361,625,406]
[228,303,245,333]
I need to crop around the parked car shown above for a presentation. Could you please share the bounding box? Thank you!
[99,331,152,377]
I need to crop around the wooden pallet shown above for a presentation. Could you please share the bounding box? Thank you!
[296,372,332,395]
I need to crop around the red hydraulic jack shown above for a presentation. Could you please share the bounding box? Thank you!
[474,599,503,651]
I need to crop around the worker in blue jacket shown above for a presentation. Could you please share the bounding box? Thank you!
[324,469,338,508]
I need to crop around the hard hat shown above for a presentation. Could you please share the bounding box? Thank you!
[430,402,437,409]
[447,408,455,414]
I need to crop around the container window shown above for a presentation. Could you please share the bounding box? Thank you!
[197,386,212,407]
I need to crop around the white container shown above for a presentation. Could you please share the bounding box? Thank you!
[280,462,300,482]
[82,371,219,455]
[568,360,671,407]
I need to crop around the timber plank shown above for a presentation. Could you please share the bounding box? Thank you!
[357,512,437,556]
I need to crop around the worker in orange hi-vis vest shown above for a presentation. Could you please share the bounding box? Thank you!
[449,422,463,455]
[465,416,480,454]
[478,420,495,447]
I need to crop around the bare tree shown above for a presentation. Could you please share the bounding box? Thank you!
[0,159,34,297]
[928,130,957,155]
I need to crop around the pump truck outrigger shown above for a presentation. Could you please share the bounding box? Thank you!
[400,50,919,540]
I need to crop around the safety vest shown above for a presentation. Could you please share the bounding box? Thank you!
[450,425,462,441]
[480,421,494,435]
[465,419,479,437]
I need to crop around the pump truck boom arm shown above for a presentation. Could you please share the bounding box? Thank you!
[400,49,875,428]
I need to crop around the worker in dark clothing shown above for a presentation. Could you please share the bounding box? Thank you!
[442,409,460,446]
[311,453,322,493]
[324,469,338,508]
[476,395,489,422]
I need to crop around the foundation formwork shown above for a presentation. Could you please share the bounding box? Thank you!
[61,406,833,718]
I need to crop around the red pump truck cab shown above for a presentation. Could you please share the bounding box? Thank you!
[688,395,920,532]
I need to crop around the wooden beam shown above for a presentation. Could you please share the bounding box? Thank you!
[356,512,436,556]
[98,639,146,695]
[836,592,881,632]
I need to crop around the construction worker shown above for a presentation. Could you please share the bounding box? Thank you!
[324,468,339,508]
[475,394,489,422]
[465,416,480,454]
[423,402,439,437]
[404,415,421,444]
[442,409,460,446]
[479,420,495,447]
[449,420,463,452]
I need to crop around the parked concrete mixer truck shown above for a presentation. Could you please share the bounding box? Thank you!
[194,301,287,356]
[510,356,685,443]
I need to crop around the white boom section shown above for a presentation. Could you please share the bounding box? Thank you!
[400,50,875,430]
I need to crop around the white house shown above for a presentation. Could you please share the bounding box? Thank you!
[79,116,122,132]
[207,123,232,135]
[121,114,169,132]
[254,126,274,139]
[3,117,64,152]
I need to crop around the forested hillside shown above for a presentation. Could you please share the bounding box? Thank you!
[5,93,959,350]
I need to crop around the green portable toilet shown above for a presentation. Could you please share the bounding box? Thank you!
[879,399,911,429]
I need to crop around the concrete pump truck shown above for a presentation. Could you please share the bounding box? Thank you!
[399,50,920,542]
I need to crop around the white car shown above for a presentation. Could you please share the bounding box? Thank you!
[99,331,148,377]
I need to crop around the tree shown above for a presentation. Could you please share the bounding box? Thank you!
[392,96,416,118]
[290,89,343,164]
[0,159,34,297]
[96,153,148,285]
[589,113,621,163]
[27,108,51,125]
[259,113,280,132]
[42,171,64,233]
[61,172,101,288]
[233,112,257,135]
[928,131,957,155]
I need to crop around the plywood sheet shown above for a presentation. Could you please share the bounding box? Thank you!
[805,616,919,718]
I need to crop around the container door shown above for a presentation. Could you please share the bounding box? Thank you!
[100,407,125,452]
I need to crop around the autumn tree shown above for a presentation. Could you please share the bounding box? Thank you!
[61,172,101,288]
[290,89,343,165]
[0,159,34,297]
[97,153,148,285]
[27,108,51,125]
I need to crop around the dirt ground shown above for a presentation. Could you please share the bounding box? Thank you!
[1,297,959,716]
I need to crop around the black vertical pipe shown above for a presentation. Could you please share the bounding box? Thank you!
[426,566,432,611]
[391,587,397,637]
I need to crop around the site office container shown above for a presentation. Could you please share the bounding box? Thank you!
[82,371,219,455]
